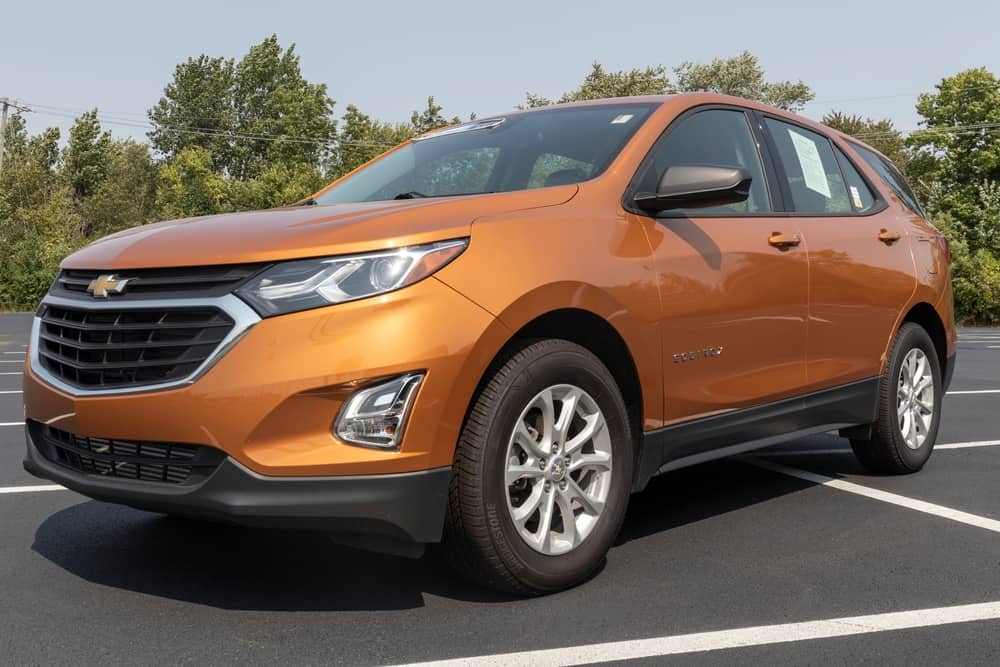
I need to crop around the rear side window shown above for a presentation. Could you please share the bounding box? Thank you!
[634,109,770,215]
[852,143,925,216]
[835,147,877,213]
[765,118,852,214]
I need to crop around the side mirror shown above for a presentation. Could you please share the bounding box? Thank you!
[634,165,752,213]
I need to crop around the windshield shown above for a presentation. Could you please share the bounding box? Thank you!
[315,103,658,204]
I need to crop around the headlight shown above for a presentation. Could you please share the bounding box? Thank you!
[236,239,468,316]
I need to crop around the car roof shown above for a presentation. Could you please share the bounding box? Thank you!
[463,92,887,162]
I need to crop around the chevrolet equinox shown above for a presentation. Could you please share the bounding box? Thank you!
[23,94,956,595]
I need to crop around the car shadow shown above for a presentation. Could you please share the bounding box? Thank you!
[32,447,851,612]
[616,458,816,545]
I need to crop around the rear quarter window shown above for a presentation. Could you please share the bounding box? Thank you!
[851,143,924,217]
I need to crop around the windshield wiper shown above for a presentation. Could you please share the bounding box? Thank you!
[296,197,318,206]
[393,191,428,200]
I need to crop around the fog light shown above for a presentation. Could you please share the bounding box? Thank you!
[334,373,424,449]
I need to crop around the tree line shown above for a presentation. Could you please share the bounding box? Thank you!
[1,36,998,322]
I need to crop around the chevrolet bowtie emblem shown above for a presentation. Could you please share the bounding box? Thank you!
[87,274,131,298]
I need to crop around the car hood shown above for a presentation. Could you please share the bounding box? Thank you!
[63,186,578,269]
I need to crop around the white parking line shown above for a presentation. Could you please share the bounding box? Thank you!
[763,440,1000,457]
[948,389,1000,395]
[936,440,1000,449]
[406,601,1000,666]
[2,352,25,355]
[0,484,65,495]
[746,457,1000,534]
[0,422,25,427]
[0,390,22,394]
[0,360,25,364]
[0,372,22,376]
[762,449,851,457]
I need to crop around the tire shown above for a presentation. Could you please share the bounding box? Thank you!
[850,323,942,474]
[441,339,633,595]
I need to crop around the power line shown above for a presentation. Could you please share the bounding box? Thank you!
[807,82,1000,107]
[21,102,400,150]
[853,122,1000,141]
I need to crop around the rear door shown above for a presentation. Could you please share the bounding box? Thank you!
[759,117,916,390]
[624,107,809,423]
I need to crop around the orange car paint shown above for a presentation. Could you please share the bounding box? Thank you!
[24,93,956,479]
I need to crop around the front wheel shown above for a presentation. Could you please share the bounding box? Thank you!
[851,323,942,474]
[441,339,633,595]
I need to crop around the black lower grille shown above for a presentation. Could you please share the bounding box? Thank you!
[37,304,234,389]
[30,422,225,485]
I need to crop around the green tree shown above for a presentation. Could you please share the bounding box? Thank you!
[908,67,1000,243]
[62,110,113,198]
[526,63,673,107]
[229,35,337,179]
[147,36,337,179]
[329,104,414,178]
[156,147,229,218]
[821,112,908,168]
[0,188,84,309]
[81,141,160,237]
[148,54,235,167]
[674,51,813,110]
[0,113,60,220]
[410,96,457,134]
[228,161,326,211]
[526,52,812,110]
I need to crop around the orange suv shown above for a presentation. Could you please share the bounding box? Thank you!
[23,94,955,595]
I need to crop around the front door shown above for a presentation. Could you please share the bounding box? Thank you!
[626,108,809,424]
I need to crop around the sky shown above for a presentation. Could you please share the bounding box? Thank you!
[2,0,998,144]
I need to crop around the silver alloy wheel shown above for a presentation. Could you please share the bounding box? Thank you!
[504,384,612,555]
[897,348,935,450]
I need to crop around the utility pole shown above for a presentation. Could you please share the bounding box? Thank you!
[0,97,32,181]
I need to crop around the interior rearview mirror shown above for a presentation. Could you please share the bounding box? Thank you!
[634,165,752,213]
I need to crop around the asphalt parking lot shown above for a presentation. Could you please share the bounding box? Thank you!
[1,313,998,666]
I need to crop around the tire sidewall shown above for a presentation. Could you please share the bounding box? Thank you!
[883,324,942,469]
[479,344,632,590]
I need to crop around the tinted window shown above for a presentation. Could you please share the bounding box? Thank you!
[852,143,925,216]
[765,119,852,214]
[317,104,657,203]
[835,147,877,213]
[634,109,770,214]
[366,148,499,200]
[528,153,594,189]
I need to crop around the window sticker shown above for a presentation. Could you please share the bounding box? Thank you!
[788,129,831,198]
[850,185,864,210]
[611,114,634,124]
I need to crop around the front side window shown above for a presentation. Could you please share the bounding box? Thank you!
[765,119,852,214]
[633,109,770,215]
[316,104,657,204]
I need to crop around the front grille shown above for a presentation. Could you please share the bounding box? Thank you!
[37,305,234,389]
[30,422,225,485]
[52,264,265,300]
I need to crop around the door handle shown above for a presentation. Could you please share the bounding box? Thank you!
[878,229,902,244]
[768,231,801,250]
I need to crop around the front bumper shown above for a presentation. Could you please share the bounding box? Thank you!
[23,276,499,477]
[23,424,451,554]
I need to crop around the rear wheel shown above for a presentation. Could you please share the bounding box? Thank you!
[850,323,941,474]
[441,339,633,595]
